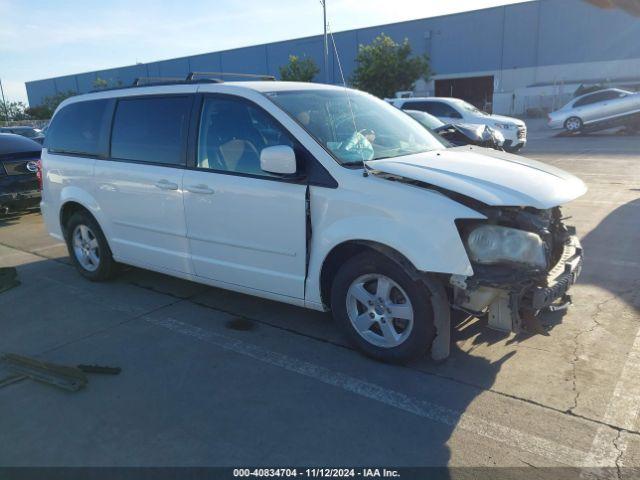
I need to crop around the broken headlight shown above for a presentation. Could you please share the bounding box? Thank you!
[466,225,547,269]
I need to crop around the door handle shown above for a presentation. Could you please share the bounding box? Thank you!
[155,179,179,190]
[186,184,215,195]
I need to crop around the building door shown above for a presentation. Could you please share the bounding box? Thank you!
[435,76,494,113]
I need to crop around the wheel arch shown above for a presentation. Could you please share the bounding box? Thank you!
[57,186,107,238]
[58,199,113,255]
[319,240,424,310]
[60,201,91,238]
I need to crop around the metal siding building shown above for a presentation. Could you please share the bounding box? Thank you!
[25,0,640,114]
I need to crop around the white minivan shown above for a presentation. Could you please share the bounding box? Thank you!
[41,80,586,363]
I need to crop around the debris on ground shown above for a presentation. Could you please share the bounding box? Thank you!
[0,353,121,392]
[77,364,122,375]
[0,267,20,294]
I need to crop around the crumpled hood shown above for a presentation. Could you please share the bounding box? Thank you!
[452,123,485,140]
[368,147,587,209]
[436,123,484,141]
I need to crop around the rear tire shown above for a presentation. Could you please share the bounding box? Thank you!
[564,116,583,132]
[65,211,117,281]
[330,251,437,364]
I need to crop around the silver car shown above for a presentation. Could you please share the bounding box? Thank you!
[548,88,640,132]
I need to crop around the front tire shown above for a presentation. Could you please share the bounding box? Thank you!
[564,116,583,132]
[65,211,117,281]
[504,144,523,153]
[330,252,437,364]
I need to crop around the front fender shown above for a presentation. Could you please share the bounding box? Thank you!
[318,215,475,275]
[305,182,486,307]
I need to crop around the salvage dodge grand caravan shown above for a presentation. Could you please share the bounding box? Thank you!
[41,81,586,363]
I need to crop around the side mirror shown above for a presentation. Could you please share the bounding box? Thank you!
[260,145,297,175]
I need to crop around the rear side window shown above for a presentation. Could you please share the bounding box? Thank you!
[46,99,111,156]
[110,96,191,165]
[574,91,620,107]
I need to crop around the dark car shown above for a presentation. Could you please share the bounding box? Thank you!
[0,126,46,145]
[0,133,42,214]
[405,110,505,150]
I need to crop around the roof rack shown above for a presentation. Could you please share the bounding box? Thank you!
[186,71,275,81]
[89,71,275,93]
[132,76,186,86]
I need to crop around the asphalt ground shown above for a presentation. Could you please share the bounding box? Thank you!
[0,122,639,478]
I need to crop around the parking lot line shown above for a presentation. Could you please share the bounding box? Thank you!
[584,324,640,468]
[145,315,593,466]
[29,243,66,253]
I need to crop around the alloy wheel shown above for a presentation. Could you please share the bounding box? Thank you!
[566,117,582,132]
[72,224,100,272]
[346,274,414,348]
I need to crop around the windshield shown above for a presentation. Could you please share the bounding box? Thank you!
[404,110,445,129]
[266,89,445,166]
[454,99,488,116]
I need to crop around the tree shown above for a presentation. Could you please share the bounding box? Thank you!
[25,90,76,119]
[91,77,123,90]
[279,55,319,82]
[92,77,109,90]
[351,33,430,99]
[0,101,29,122]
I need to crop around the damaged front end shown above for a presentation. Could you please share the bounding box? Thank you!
[452,206,583,334]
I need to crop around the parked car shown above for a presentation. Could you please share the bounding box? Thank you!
[0,126,45,144]
[41,80,585,363]
[0,133,42,214]
[547,88,640,132]
[388,97,527,152]
[405,109,505,150]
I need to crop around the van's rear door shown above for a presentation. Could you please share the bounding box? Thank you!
[94,95,193,273]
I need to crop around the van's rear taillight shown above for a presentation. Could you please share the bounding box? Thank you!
[36,159,43,191]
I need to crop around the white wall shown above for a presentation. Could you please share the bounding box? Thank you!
[415,57,640,115]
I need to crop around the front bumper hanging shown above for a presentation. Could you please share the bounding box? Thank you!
[453,236,583,334]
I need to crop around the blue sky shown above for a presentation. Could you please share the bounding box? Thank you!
[0,0,524,105]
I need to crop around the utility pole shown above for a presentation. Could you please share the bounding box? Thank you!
[0,78,8,124]
[321,0,328,83]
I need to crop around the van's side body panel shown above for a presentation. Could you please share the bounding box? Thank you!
[40,152,96,240]
[94,161,191,273]
[184,170,307,298]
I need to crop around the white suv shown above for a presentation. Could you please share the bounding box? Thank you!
[388,97,527,152]
[41,80,585,363]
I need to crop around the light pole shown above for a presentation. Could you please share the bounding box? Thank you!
[0,78,8,124]
[321,0,328,83]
